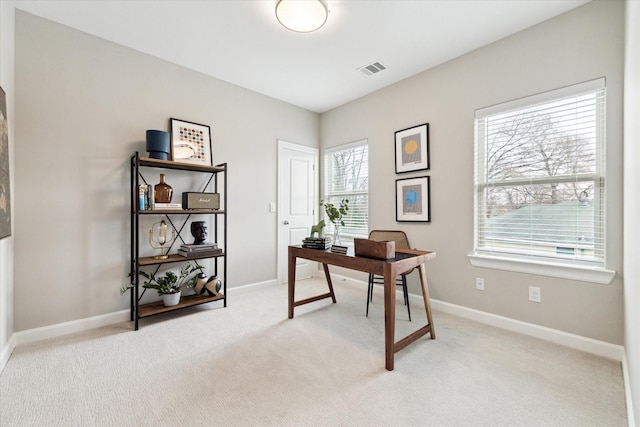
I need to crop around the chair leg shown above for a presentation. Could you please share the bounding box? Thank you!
[402,275,411,322]
[366,274,373,317]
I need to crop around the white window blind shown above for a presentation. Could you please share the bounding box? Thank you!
[324,140,368,239]
[474,78,606,268]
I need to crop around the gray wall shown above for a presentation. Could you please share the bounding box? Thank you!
[321,0,624,344]
[0,0,16,365]
[624,0,640,421]
[14,11,319,331]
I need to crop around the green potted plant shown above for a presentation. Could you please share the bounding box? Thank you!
[122,261,204,307]
[322,199,349,244]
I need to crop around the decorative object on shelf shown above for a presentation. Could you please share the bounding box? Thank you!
[148,219,177,259]
[154,173,173,203]
[205,276,222,296]
[395,123,430,174]
[122,261,205,305]
[322,199,349,245]
[182,192,220,210]
[163,291,181,307]
[190,220,208,245]
[0,86,11,240]
[146,129,170,160]
[169,118,213,166]
[193,273,208,295]
[396,176,431,222]
[309,220,326,238]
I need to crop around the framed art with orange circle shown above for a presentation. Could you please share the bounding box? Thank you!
[394,123,429,174]
[169,118,213,167]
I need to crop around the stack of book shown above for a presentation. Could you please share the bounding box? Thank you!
[330,245,348,255]
[177,243,223,258]
[302,237,331,250]
[154,202,183,210]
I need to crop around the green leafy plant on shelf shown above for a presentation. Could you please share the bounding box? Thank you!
[121,261,205,295]
[322,198,349,227]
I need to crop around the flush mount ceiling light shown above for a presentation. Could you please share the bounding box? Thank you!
[275,0,328,33]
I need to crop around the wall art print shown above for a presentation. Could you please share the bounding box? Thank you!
[396,176,430,222]
[169,118,213,166]
[0,86,10,239]
[395,123,429,174]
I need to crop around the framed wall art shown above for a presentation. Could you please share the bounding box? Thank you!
[396,176,430,222]
[0,86,11,240]
[395,123,429,174]
[169,118,213,166]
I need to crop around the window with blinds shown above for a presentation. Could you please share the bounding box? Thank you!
[323,140,368,240]
[474,78,606,267]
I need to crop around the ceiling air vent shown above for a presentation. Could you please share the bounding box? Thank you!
[357,61,387,76]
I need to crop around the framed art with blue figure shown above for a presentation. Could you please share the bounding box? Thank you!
[396,176,430,222]
[0,86,11,240]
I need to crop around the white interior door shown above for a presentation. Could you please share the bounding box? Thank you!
[277,140,318,284]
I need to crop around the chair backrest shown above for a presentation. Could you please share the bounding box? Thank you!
[368,230,411,250]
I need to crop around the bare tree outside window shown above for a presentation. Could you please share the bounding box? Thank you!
[324,142,368,238]
[475,81,605,265]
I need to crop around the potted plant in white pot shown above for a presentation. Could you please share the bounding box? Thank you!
[122,261,204,307]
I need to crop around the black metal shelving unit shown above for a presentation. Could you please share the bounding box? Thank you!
[129,152,227,330]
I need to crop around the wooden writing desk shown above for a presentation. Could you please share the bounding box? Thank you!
[288,245,436,371]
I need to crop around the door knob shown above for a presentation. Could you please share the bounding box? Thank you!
[283,220,290,225]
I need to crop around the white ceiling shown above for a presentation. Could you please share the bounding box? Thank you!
[13,0,590,113]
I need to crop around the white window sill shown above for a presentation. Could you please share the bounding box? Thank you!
[467,253,616,284]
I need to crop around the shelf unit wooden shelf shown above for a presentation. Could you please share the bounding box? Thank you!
[129,152,227,330]
[138,293,225,318]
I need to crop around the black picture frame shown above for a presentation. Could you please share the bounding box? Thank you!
[394,123,429,174]
[396,176,430,222]
[169,118,213,166]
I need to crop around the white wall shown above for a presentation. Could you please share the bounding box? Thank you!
[624,0,640,422]
[13,11,319,331]
[321,0,624,344]
[0,1,16,371]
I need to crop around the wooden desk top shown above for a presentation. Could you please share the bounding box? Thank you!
[289,245,436,276]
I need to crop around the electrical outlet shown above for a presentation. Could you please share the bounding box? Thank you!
[529,286,541,303]
[476,277,485,291]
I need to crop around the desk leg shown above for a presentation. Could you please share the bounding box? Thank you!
[288,247,296,319]
[384,262,396,371]
[322,263,337,303]
[418,263,436,339]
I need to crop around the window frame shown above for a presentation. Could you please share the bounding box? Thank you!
[469,78,615,284]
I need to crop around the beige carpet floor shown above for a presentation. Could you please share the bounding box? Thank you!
[0,278,627,426]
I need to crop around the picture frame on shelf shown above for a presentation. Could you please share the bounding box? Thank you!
[169,118,213,166]
[394,123,429,174]
[396,176,430,222]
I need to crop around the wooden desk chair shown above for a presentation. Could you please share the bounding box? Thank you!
[366,230,413,321]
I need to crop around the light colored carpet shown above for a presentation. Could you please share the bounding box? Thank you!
[0,278,627,426]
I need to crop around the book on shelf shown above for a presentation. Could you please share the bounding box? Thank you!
[180,243,218,252]
[177,248,223,258]
[154,202,183,209]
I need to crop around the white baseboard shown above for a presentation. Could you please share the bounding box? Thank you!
[15,309,130,346]
[12,280,279,347]
[0,333,16,374]
[428,298,624,361]
[622,352,636,427]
